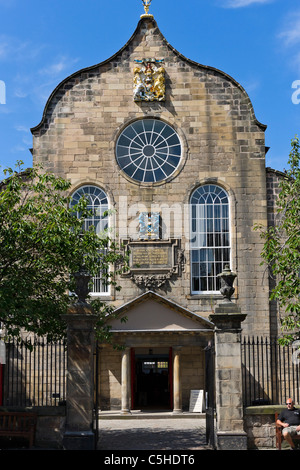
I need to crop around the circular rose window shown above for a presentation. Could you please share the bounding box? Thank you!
[116,119,182,183]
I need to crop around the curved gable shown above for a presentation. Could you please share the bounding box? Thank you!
[31,16,266,136]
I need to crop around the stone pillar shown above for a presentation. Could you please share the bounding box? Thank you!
[121,347,131,415]
[173,347,182,413]
[209,266,247,450]
[62,269,98,450]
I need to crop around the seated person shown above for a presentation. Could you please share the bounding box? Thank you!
[276,398,300,450]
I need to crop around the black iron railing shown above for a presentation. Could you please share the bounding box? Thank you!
[242,336,300,406]
[2,334,299,408]
[2,336,66,407]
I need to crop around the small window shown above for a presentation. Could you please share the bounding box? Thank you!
[190,185,230,294]
[70,185,109,295]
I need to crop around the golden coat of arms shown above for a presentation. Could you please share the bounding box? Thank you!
[133,59,165,102]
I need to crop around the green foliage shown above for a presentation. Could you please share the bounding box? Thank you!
[255,136,300,343]
[90,297,127,348]
[0,162,127,341]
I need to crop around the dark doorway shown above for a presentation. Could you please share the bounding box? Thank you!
[133,353,172,410]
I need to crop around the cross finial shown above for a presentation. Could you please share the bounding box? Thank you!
[141,0,153,18]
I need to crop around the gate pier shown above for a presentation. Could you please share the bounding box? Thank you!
[62,269,98,450]
[209,267,248,450]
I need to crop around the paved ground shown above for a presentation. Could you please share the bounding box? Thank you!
[97,413,209,451]
[0,412,211,452]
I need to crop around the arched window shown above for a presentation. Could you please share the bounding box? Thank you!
[190,185,230,293]
[70,185,108,234]
[70,185,109,295]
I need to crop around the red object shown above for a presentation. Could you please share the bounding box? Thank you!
[0,364,3,406]
[169,347,173,410]
[130,348,135,409]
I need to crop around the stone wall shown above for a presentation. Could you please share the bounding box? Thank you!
[244,406,283,449]
[35,406,65,448]
[266,167,286,228]
[181,346,205,408]
[0,406,66,449]
[31,16,271,336]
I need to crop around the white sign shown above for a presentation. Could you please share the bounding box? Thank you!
[189,389,204,413]
[0,340,6,364]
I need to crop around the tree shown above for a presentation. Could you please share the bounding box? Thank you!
[0,162,126,342]
[255,136,300,344]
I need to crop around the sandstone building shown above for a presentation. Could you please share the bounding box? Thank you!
[30,11,282,412]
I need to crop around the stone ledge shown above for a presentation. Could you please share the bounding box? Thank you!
[0,405,66,416]
[245,405,285,415]
[216,431,248,450]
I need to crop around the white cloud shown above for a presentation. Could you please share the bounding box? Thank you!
[38,56,79,78]
[14,88,28,99]
[9,54,79,106]
[0,35,44,62]
[10,144,27,153]
[243,79,260,93]
[277,10,300,73]
[0,37,12,59]
[15,125,29,132]
[223,0,274,7]
[278,11,300,46]
[0,36,79,109]
[33,56,80,105]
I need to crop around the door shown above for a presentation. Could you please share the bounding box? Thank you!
[133,352,172,410]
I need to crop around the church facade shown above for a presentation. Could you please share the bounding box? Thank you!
[30,12,281,412]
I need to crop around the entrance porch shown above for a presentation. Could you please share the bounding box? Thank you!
[96,291,214,414]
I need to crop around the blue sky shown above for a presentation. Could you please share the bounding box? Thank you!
[0,0,299,178]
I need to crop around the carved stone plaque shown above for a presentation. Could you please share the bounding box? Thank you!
[132,246,169,268]
[122,239,184,288]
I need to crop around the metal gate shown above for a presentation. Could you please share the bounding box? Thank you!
[93,341,100,449]
[205,341,215,449]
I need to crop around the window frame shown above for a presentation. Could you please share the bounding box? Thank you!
[70,185,110,296]
[115,119,182,184]
[190,184,231,295]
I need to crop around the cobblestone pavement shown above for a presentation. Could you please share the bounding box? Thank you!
[97,415,209,451]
